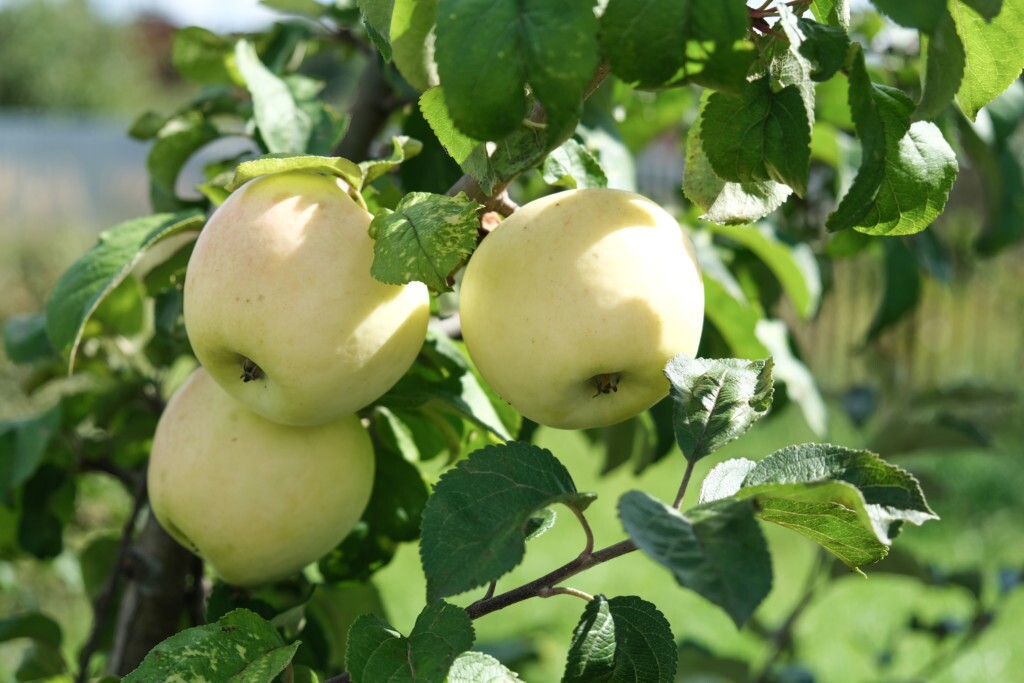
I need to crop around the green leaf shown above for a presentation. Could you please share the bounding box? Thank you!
[235,39,312,154]
[963,0,1004,20]
[585,411,658,476]
[918,12,965,119]
[827,45,958,235]
[370,437,430,543]
[870,0,947,32]
[754,320,827,437]
[691,0,749,43]
[172,26,235,84]
[563,595,677,683]
[854,122,959,236]
[683,96,792,224]
[810,0,850,28]
[952,0,1024,120]
[45,211,204,369]
[0,405,61,506]
[684,40,759,94]
[128,110,168,141]
[692,231,761,339]
[123,609,298,683]
[703,78,811,196]
[524,507,557,542]
[0,613,66,681]
[541,139,608,189]
[345,602,474,683]
[418,87,480,167]
[3,313,56,364]
[770,3,817,109]
[619,492,772,627]
[865,238,920,342]
[261,0,331,17]
[698,458,757,504]
[708,224,820,318]
[227,155,363,192]
[434,0,599,142]
[738,480,890,568]
[742,443,938,543]
[599,0,748,89]
[91,275,147,338]
[420,442,595,601]
[664,354,774,464]
[828,45,913,230]
[600,0,688,87]
[368,192,479,292]
[400,102,464,194]
[448,651,522,682]
[359,0,395,61]
[796,18,851,81]
[18,465,75,559]
[377,332,514,443]
[79,533,121,600]
[968,84,1024,253]
[0,612,63,648]
[359,135,423,186]
[300,99,350,157]
[391,0,439,91]
[147,113,220,212]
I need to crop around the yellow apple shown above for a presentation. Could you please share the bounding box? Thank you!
[459,188,704,430]
[184,171,430,426]
[147,367,375,587]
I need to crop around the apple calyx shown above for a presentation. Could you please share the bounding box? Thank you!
[591,372,622,397]
[240,357,265,382]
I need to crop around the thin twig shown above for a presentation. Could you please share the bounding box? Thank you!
[673,459,697,509]
[538,586,594,602]
[466,435,703,620]
[76,473,147,683]
[482,580,497,601]
[465,538,636,620]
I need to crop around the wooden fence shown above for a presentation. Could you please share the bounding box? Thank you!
[789,246,1024,394]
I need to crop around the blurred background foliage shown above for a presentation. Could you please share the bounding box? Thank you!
[1,1,1022,682]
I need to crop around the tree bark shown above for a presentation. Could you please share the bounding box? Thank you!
[334,56,396,163]
[106,513,196,676]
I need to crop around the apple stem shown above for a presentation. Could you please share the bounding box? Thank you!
[239,357,264,382]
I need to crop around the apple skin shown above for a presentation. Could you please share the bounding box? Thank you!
[147,367,375,587]
[184,171,430,426]
[458,188,704,430]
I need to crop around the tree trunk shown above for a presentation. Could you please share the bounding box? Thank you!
[106,513,195,676]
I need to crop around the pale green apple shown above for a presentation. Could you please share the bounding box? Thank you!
[459,188,704,430]
[184,171,430,426]
[147,367,375,587]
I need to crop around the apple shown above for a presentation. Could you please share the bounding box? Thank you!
[458,188,704,430]
[184,171,430,426]
[147,367,375,587]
